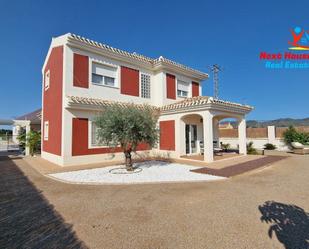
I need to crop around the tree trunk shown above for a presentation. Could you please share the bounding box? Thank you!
[124,149,133,171]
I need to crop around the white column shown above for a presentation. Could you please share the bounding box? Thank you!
[175,115,183,158]
[179,118,186,156]
[267,126,276,144]
[12,125,21,144]
[25,123,31,156]
[203,111,214,162]
[238,118,247,155]
[213,118,219,147]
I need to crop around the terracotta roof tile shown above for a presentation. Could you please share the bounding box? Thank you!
[67,96,253,113]
[161,96,253,111]
[67,96,159,111]
[15,108,42,122]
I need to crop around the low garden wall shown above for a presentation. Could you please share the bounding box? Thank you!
[218,126,309,151]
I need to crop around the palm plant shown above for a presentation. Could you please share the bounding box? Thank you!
[26,130,41,156]
[247,141,258,155]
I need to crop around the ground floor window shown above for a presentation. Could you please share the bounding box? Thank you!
[90,121,110,147]
[90,122,101,146]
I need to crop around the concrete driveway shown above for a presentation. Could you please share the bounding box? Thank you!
[1,153,308,249]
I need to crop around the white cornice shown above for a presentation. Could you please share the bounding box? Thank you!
[65,95,253,117]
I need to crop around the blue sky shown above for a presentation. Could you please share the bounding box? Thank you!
[0,0,308,121]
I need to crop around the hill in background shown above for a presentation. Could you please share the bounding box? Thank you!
[227,117,309,128]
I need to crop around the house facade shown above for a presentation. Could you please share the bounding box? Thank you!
[41,33,253,166]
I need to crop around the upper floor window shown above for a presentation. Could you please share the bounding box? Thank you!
[141,73,150,98]
[44,70,50,90]
[91,62,117,87]
[177,80,189,97]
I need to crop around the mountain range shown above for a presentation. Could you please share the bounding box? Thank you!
[229,117,309,128]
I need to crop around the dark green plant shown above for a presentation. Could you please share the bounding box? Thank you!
[264,143,277,150]
[283,126,309,145]
[26,130,41,156]
[247,141,258,155]
[221,143,230,152]
[95,104,159,171]
[17,128,26,151]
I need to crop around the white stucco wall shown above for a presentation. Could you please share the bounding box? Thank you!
[64,46,202,107]
[218,137,289,151]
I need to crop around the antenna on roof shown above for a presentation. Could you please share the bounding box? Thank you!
[209,64,223,99]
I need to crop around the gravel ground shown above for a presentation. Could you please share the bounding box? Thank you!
[49,161,225,184]
[1,153,309,249]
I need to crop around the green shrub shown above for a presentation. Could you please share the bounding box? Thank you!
[17,128,26,151]
[247,141,258,155]
[26,130,41,156]
[264,143,277,150]
[283,126,309,145]
[221,143,230,152]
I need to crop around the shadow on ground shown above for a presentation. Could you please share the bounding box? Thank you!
[0,156,87,248]
[259,200,309,249]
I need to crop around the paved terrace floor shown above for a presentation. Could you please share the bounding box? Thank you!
[181,152,241,161]
[0,152,309,249]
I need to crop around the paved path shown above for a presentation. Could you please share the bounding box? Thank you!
[191,155,288,177]
[0,156,87,249]
[0,153,309,249]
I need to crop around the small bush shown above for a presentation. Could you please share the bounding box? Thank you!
[17,128,26,151]
[221,143,230,152]
[26,130,41,156]
[283,126,309,145]
[264,143,277,150]
[247,141,258,155]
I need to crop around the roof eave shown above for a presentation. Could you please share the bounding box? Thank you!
[161,103,253,116]
[153,61,209,81]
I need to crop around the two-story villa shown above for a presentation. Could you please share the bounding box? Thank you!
[41,33,253,166]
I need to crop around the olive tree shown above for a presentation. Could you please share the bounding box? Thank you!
[94,104,159,171]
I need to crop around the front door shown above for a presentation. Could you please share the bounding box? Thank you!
[185,124,197,154]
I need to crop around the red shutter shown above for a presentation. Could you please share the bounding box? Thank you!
[121,66,139,96]
[73,54,89,88]
[159,120,175,151]
[166,73,176,99]
[192,81,200,97]
[72,118,88,156]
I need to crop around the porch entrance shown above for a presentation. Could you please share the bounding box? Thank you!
[185,124,197,154]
